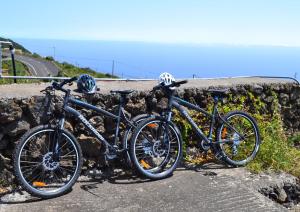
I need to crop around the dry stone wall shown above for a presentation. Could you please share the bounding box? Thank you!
[0,82,299,186]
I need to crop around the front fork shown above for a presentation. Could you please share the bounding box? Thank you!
[161,111,172,148]
[52,117,65,161]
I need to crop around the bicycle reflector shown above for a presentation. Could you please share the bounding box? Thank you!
[147,123,158,128]
[33,181,46,187]
[222,128,227,139]
[140,160,150,169]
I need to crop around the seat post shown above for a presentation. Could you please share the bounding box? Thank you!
[114,94,126,146]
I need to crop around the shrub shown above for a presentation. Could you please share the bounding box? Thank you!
[172,90,300,177]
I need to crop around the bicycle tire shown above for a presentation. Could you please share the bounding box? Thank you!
[216,111,260,166]
[13,125,83,199]
[129,116,182,180]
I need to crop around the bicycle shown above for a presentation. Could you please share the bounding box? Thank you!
[13,77,153,198]
[130,80,261,179]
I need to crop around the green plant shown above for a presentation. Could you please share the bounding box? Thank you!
[56,61,117,78]
[0,60,39,84]
[172,90,300,178]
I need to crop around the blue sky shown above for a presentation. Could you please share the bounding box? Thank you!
[1,0,300,46]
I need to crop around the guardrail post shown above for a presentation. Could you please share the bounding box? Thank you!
[9,45,17,83]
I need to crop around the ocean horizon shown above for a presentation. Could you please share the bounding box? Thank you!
[14,38,300,79]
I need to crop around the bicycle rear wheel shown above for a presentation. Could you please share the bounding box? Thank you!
[130,116,182,180]
[122,113,156,168]
[13,125,83,198]
[217,111,260,166]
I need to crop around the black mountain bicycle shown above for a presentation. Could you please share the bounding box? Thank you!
[130,80,261,179]
[13,77,152,198]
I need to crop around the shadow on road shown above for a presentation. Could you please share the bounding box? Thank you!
[0,161,232,203]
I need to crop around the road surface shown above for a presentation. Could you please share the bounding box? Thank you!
[0,167,286,212]
[2,53,59,77]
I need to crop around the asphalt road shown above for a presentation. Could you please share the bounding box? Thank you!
[0,167,286,212]
[2,53,59,77]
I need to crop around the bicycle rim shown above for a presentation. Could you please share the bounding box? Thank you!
[133,120,181,176]
[17,129,80,196]
[218,113,259,165]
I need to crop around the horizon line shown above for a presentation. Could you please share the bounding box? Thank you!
[5,36,300,49]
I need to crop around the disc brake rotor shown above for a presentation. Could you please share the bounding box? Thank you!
[153,140,166,157]
[43,152,59,171]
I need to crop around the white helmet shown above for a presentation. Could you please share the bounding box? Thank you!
[159,72,175,86]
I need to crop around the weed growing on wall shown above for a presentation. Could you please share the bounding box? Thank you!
[172,90,300,177]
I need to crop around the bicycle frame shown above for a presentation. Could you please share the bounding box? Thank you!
[59,90,135,152]
[166,90,243,145]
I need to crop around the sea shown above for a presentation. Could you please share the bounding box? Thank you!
[14,38,300,79]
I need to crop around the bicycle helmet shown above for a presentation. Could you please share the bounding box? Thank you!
[159,72,175,86]
[76,74,97,94]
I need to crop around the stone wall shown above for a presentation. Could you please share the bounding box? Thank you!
[0,82,300,186]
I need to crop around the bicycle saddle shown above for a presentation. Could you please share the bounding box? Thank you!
[110,90,134,95]
[207,88,229,97]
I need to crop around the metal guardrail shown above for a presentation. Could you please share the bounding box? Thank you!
[0,75,156,81]
[192,75,299,85]
[0,74,299,84]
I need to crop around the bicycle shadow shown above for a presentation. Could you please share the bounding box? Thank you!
[177,159,233,176]
[78,160,232,196]
[78,168,152,197]
[0,161,232,202]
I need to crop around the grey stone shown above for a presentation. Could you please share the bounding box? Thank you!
[0,101,22,124]
[251,84,264,94]
[6,120,30,137]
[277,187,287,203]
[77,134,102,157]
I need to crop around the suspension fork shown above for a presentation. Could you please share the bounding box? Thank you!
[162,93,174,146]
[51,116,65,161]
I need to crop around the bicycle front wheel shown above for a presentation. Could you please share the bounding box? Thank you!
[217,111,260,166]
[130,116,182,180]
[13,125,83,198]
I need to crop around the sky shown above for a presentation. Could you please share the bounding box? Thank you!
[1,0,300,46]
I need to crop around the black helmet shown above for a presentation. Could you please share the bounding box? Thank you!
[76,74,97,94]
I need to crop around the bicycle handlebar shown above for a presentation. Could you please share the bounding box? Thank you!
[41,77,78,93]
[152,80,188,92]
[57,76,78,88]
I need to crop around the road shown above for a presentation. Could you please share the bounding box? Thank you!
[2,53,59,77]
[0,167,286,212]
